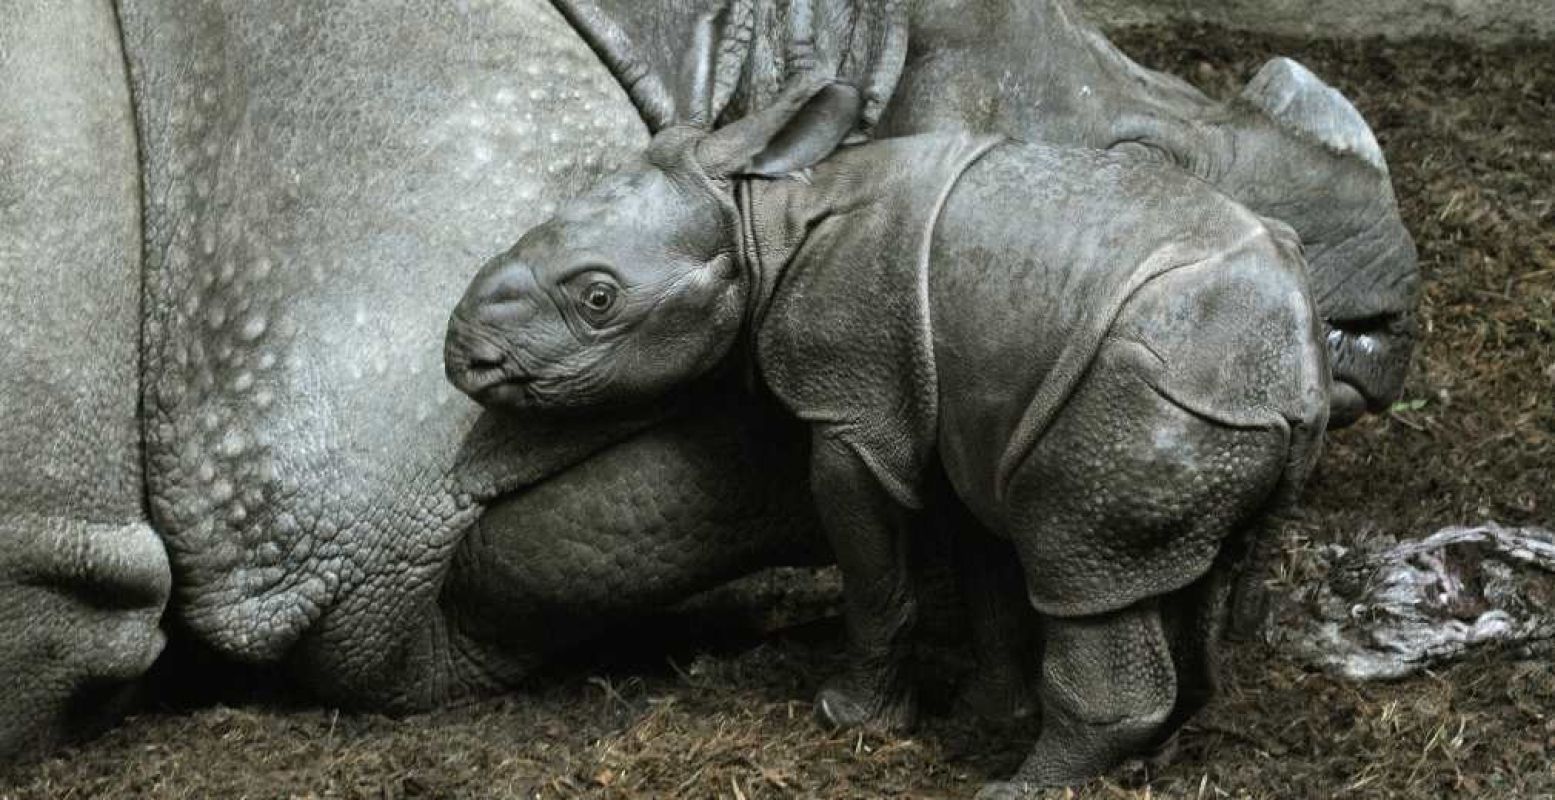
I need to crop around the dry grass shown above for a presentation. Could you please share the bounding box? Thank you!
[4,25,1553,800]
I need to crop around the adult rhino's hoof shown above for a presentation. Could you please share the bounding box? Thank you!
[814,672,917,733]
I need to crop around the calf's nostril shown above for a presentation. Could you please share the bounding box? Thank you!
[467,354,505,374]
[460,337,507,373]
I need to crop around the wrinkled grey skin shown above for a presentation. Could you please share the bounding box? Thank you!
[2,0,824,762]
[553,0,1420,427]
[444,60,1330,785]
[0,0,171,761]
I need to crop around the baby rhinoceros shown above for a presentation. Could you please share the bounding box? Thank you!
[444,72,1329,788]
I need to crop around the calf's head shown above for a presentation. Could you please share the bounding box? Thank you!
[446,72,862,412]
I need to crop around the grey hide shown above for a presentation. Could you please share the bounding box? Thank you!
[0,0,171,761]
[443,56,1331,784]
[548,0,1422,428]
[0,0,825,762]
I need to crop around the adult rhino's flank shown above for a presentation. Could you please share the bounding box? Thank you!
[444,13,1329,784]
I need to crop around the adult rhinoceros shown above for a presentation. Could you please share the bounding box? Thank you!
[1,0,825,763]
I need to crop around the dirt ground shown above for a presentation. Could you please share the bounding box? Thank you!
[5,24,1553,800]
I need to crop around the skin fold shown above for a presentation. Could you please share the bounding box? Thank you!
[0,0,1415,770]
[883,0,1417,428]
[119,0,828,712]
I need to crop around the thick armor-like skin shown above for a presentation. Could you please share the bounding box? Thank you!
[1,2,824,760]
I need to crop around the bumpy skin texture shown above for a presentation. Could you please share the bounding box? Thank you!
[117,0,818,711]
[0,0,824,760]
[0,0,172,761]
[444,400,819,691]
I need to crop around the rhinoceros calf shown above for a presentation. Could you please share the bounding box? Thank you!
[443,44,1330,783]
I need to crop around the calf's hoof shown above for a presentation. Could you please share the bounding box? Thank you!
[956,671,1038,728]
[814,672,916,733]
[1225,578,1270,641]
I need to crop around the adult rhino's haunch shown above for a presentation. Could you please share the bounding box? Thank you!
[444,22,1329,784]
[123,0,823,712]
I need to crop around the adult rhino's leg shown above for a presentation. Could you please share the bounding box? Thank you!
[437,404,822,699]
[0,0,171,761]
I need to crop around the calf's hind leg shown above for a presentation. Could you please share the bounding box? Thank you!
[993,343,1291,787]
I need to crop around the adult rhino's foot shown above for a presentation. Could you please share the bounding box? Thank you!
[815,667,917,733]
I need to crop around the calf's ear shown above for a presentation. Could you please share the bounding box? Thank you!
[698,80,863,179]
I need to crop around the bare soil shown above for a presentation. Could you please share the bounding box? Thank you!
[4,25,1553,800]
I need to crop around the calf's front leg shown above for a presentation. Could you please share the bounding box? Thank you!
[810,430,919,732]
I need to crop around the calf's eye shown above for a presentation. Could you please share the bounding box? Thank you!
[584,282,617,312]
[562,269,622,326]
[578,281,618,322]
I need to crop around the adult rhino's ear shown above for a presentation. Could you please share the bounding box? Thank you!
[1241,57,1389,176]
[698,79,863,179]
